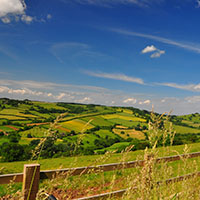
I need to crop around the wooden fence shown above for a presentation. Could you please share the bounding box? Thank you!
[1,151,200,200]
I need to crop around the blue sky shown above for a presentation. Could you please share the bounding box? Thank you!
[0,0,200,114]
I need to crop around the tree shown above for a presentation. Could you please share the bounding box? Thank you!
[29,139,40,148]
[27,133,33,138]
[8,133,21,143]
[0,143,25,162]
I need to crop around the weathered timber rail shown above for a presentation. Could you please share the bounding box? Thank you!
[1,151,200,200]
[74,171,200,200]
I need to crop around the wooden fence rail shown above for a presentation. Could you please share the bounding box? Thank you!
[74,171,200,200]
[1,151,200,200]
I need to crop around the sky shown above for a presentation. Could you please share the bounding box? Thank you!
[0,0,200,115]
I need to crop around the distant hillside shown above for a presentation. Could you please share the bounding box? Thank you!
[0,98,200,162]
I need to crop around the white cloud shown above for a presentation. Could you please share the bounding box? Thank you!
[47,14,52,19]
[110,28,200,54]
[196,0,200,8]
[47,93,53,97]
[0,0,34,24]
[1,17,11,23]
[56,93,66,100]
[139,99,151,105]
[123,98,137,104]
[186,96,200,103]
[76,97,92,103]
[21,14,33,24]
[161,99,165,103]
[141,45,165,58]
[150,50,165,58]
[0,86,9,93]
[0,0,25,17]
[85,71,144,85]
[142,45,157,53]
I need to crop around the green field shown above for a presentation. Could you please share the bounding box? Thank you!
[20,126,48,137]
[61,119,94,132]
[173,124,200,134]
[113,128,145,139]
[1,142,200,174]
[81,116,113,126]
[0,126,14,132]
[0,115,26,120]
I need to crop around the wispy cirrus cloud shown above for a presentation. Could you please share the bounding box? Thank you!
[159,82,200,92]
[110,28,200,54]
[60,0,163,7]
[50,42,106,63]
[84,71,145,85]
[0,46,18,60]
[0,79,109,92]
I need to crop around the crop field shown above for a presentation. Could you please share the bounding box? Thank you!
[107,118,144,127]
[0,115,26,120]
[113,128,145,139]
[55,125,71,132]
[32,101,68,110]
[97,141,131,152]
[0,109,36,118]
[65,129,120,149]
[81,116,113,126]
[102,113,146,122]
[19,137,38,145]
[20,126,48,137]
[60,119,94,132]
[180,114,200,123]
[10,120,33,124]
[117,112,147,121]
[173,124,200,134]
[28,110,51,119]
[0,126,14,132]
[115,125,128,129]
[182,120,200,128]
[0,108,24,115]
[95,129,119,139]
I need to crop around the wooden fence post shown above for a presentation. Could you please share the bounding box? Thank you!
[22,164,40,200]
